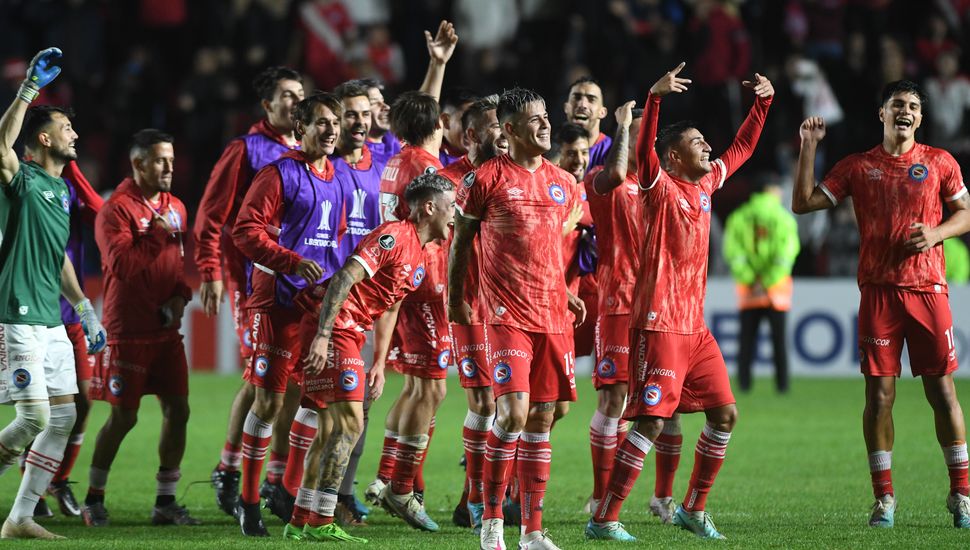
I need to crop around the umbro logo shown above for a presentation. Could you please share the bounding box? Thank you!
[507,187,525,199]
[679,198,691,211]
[868,169,882,181]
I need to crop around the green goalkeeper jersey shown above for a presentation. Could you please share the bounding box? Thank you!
[0,160,70,326]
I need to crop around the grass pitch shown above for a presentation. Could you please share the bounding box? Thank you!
[2,373,970,549]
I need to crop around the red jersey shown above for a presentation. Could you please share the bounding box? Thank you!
[631,92,771,333]
[458,154,578,334]
[585,167,644,315]
[95,179,192,341]
[820,143,968,292]
[336,220,428,331]
[193,120,298,283]
[439,156,486,321]
[379,145,447,303]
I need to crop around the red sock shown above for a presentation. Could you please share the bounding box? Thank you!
[945,443,970,496]
[266,451,287,485]
[653,432,682,498]
[377,431,398,482]
[483,425,520,520]
[589,411,620,501]
[291,487,315,527]
[868,451,893,498]
[509,454,520,504]
[413,418,435,493]
[52,433,84,484]
[617,421,630,446]
[684,425,731,512]
[518,433,551,534]
[594,431,652,523]
[463,414,491,504]
[390,435,426,495]
[282,409,317,495]
[219,439,243,472]
[308,511,333,527]
[241,412,272,504]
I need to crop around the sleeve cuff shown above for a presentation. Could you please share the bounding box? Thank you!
[350,255,376,278]
[818,183,838,206]
[638,168,663,191]
[947,186,968,202]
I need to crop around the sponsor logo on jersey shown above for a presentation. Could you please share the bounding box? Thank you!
[507,187,525,199]
[12,368,31,389]
[412,266,426,287]
[647,367,676,379]
[340,369,359,391]
[699,192,711,212]
[317,201,333,231]
[459,356,478,378]
[596,358,616,378]
[254,356,270,377]
[378,234,396,250]
[18,306,28,315]
[861,336,891,347]
[643,384,662,406]
[548,183,567,204]
[462,171,475,188]
[437,349,451,369]
[108,375,124,396]
[43,190,56,201]
[424,166,437,175]
[908,163,929,182]
[493,362,512,384]
[679,198,691,211]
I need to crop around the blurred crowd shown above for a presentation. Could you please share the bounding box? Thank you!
[2,0,970,279]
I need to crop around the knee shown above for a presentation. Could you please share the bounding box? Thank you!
[48,403,78,436]
[497,408,527,433]
[635,416,665,440]
[111,408,139,431]
[14,401,51,437]
[553,401,569,422]
[714,405,738,431]
[163,400,191,426]
[467,389,495,416]
[867,388,895,414]
[253,391,283,419]
[337,409,365,437]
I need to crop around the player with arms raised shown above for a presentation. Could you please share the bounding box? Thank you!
[792,80,970,529]
[586,62,773,542]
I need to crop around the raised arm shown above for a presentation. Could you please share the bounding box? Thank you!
[418,20,458,102]
[717,73,774,179]
[302,259,369,374]
[592,100,636,195]
[637,63,690,187]
[447,214,481,325]
[1,48,63,184]
[792,117,837,214]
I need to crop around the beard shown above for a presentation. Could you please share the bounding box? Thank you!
[51,143,77,162]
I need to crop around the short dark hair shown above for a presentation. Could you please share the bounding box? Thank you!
[292,92,343,137]
[390,91,439,145]
[252,66,302,102]
[441,87,480,111]
[631,108,644,119]
[461,94,499,132]
[555,123,590,146]
[497,87,545,124]
[404,172,452,207]
[880,79,927,108]
[129,128,174,159]
[333,80,371,101]
[568,75,602,92]
[656,120,697,161]
[359,77,384,91]
[22,105,74,150]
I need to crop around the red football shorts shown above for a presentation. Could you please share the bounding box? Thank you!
[451,323,491,388]
[593,314,631,389]
[302,326,367,407]
[486,324,576,403]
[242,307,304,393]
[65,322,94,382]
[224,241,254,360]
[624,328,735,420]
[95,337,189,410]
[858,285,958,377]
[387,300,452,380]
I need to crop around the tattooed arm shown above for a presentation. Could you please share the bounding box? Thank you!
[592,100,636,195]
[302,260,369,375]
[448,214,481,325]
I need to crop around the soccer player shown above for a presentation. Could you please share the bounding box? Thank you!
[438,94,508,533]
[586,62,773,542]
[451,87,587,550]
[555,123,591,185]
[0,48,106,541]
[230,92,346,536]
[362,78,402,166]
[369,90,449,532]
[294,173,456,542]
[792,80,970,528]
[439,87,480,166]
[82,129,198,528]
[583,101,684,523]
[564,77,611,168]
[195,66,304,516]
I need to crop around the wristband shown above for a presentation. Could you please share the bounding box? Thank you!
[17,82,39,104]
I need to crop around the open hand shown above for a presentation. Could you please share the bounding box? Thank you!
[742,73,774,98]
[615,100,636,129]
[303,333,330,376]
[425,20,458,64]
[567,291,587,327]
[295,259,324,284]
[199,280,224,317]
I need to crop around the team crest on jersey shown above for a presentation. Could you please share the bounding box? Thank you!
[378,234,396,250]
[254,356,270,377]
[243,329,253,349]
[437,349,451,369]
[412,266,426,287]
[462,171,475,188]
[596,358,616,379]
[108,375,124,396]
[340,369,359,391]
[60,191,70,213]
[424,166,437,175]
[167,209,182,230]
[548,183,567,205]
[459,357,478,378]
[12,368,31,389]
[909,163,929,182]
[18,306,28,315]
[493,362,512,384]
[643,384,662,406]
[699,192,711,212]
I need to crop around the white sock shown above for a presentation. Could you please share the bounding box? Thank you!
[9,403,75,521]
